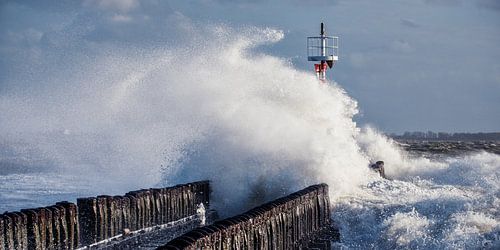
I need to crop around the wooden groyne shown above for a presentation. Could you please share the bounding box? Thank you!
[2,182,337,249]
[0,181,210,250]
[1,202,80,250]
[160,183,333,250]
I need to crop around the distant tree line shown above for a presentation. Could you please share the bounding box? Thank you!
[390,131,500,141]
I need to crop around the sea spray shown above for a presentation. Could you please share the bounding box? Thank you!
[1,24,373,214]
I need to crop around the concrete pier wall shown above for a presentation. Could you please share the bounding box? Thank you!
[0,181,210,249]
[160,183,331,250]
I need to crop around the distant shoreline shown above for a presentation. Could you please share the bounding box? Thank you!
[392,139,500,156]
[389,132,500,142]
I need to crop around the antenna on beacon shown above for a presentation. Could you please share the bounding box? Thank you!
[307,22,339,82]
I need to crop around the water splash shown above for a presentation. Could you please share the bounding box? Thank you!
[1,24,372,209]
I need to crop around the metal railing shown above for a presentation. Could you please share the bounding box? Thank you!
[307,36,339,60]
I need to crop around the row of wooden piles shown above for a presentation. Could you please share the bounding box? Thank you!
[160,183,331,250]
[0,181,210,250]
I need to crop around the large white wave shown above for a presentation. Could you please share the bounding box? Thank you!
[0,25,373,209]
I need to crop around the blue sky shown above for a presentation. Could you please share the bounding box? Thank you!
[1,0,499,133]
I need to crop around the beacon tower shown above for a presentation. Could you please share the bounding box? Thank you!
[307,23,339,82]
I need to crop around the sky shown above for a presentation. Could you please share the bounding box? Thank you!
[0,0,499,133]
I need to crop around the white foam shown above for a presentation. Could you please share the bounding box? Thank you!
[382,209,432,246]
[333,151,500,248]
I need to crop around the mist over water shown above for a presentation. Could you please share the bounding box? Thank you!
[1,24,498,248]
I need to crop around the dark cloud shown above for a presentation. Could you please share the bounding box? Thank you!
[476,0,500,11]
[210,0,269,2]
[424,0,500,11]
[0,0,79,12]
[400,18,420,28]
[295,0,341,5]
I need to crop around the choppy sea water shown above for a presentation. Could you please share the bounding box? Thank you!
[2,142,499,249]
[0,174,94,212]
[332,143,500,249]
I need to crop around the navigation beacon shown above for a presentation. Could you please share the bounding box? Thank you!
[307,23,339,82]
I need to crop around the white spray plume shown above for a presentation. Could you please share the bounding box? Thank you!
[0,24,380,214]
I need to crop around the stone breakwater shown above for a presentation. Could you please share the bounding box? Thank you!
[160,184,333,250]
[0,181,210,250]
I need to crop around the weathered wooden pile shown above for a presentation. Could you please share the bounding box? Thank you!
[160,184,331,250]
[0,181,210,249]
[0,201,79,250]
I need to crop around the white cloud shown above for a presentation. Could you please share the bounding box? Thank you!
[111,14,133,23]
[83,0,140,13]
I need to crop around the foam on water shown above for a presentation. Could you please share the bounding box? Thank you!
[0,23,498,248]
[334,151,500,248]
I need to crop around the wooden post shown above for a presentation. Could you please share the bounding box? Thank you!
[6,212,28,250]
[0,215,5,250]
[125,195,137,231]
[56,202,79,249]
[0,214,14,250]
[165,188,172,223]
[115,196,124,235]
[20,209,42,250]
[33,208,50,250]
[103,196,116,238]
[48,205,68,249]
[96,196,109,241]
[141,190,152,228]
[151,189,162,225]
[77,197,98,246]
[120,196,130,231]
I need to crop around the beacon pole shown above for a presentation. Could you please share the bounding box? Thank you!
[307,23,339,83]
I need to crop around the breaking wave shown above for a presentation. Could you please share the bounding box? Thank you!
[334,152,500,249]
[1,24,371,209]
